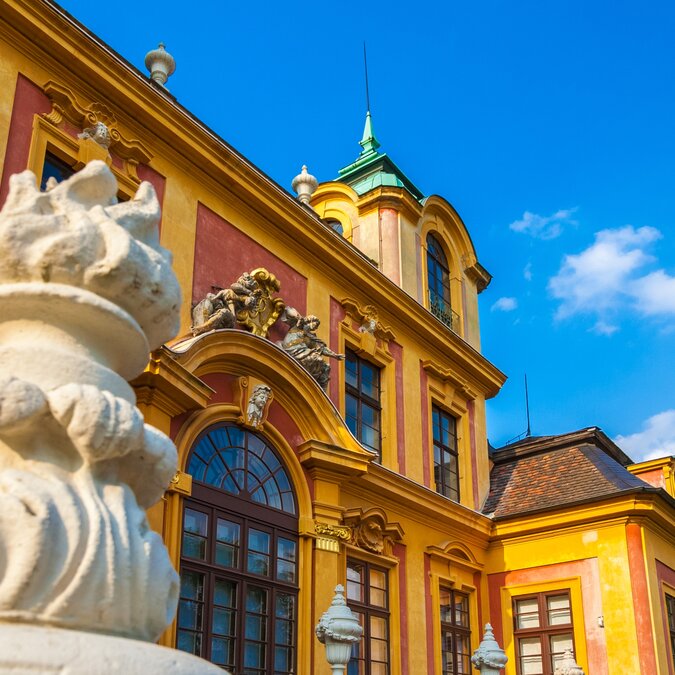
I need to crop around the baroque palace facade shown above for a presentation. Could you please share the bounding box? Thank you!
[1,2,674,674]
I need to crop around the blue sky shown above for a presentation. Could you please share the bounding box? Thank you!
[57,0,675,461]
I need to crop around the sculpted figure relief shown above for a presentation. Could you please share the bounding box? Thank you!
[246,384,272,428]
[191,269,284,337]
[278,307,344,388]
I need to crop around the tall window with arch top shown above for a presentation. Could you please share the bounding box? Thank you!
[177,423,299,675]
[426,233,457,331]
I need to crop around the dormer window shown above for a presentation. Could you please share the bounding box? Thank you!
[324,218,344,236]
[426,234,456,330]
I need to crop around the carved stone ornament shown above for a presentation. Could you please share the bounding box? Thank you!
[42,81,153,179]
[553,649,584,675]
[315,521,352,541]
[471,623,508,674]
[341,297,396,342]
[343,508,404,556]
[0,162,224,673]
[191,268,285,338]
[278,307,345,388]
[246,384,273,428]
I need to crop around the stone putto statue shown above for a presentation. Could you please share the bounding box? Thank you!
[246,384,272,427]
[278,307,345,388]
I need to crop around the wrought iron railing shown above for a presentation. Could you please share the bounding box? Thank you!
[429,294,461,334]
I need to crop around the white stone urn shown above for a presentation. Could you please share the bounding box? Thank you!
[471,623,508,674]
[0,161,224,673]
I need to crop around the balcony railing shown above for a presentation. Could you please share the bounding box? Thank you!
[429,295,461,334]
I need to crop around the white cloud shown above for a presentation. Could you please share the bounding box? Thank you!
[548,225,675,329]
[615,410,675,462]
[510,208,578,240]
[491,297,518,312]
[523,262,532,281]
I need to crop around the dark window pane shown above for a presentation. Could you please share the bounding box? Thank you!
[41,152,74,190]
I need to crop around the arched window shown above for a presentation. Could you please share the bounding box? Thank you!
[177,423,298,675]
[324,218,345,236]
[426,233,455,330]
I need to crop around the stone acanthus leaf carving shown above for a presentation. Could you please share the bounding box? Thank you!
[343,509,404,556]
[314,521,352,541]
[0,161,182,642]
[191,268,285,338]
[246,385,272,428]
[278,307,345,388]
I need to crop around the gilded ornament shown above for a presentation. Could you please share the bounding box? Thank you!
[314,521,352,541]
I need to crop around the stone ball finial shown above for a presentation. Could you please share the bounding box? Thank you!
[291,165,318,205]
[144,42,176,88]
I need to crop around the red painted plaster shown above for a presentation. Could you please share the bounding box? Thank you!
[626,523,658,674]
[0,75,51,206]
[635,468,666,489]
[137,163,166,234]
[420,361,431,488]
[267,400,304,454]
[199,373,235,405]
[424,553,436,675]
[393,543,409,674]
[329,297,346,407]
[487,559,608,674]
[389,341,406,474]
[467,400,480,510]
[193,203,307,318]
[656,559,675,675]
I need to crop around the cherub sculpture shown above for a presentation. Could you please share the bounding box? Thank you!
[279,307,344,388]
[191,272,261,336]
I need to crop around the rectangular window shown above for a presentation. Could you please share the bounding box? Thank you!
[440,587,471,674]
[432,406,459,501]
[345,349,382,459]
[513,591,575,675]
[667,593,675,668]
[41,151,75,190]
[346,559,390,675]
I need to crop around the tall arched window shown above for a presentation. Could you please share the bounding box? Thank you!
[426,233,455,330]
[177,423,298,675]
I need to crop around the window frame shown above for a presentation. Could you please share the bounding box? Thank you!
[426,233,456,331]
[177,423,300,674]
[345,348,383,460]
[666,593,675,669]
[346,558,391,675]
[512,590,576,675]
[440,587,471,675]
[432,405,460,502]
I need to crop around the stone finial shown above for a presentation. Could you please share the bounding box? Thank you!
[315,585,364,674]
[144,42,176,87]
[291,165,318,205]
[554,649,584,675]
[471,623,508,674]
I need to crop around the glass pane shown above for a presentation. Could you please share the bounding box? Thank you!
[217,519,240,544]
[274,645,293,671]
[516,597,540,629]
[41,152,74,190]
[177,630,201,656]
[276,593,295,619]
[245,614,267,641]
[519,637,543,675]
[370,615,388,640]
[246,586,268,614]
[244,641,266,668]
[182,533,206,560]
[360,363,379,399]
[248,529,271,554]
[178,599,201,630]
[346,353,358,388]
[184,509,208,535]
[547,594,571,626]
[455,595,469,627]
[347,562,364,602]
[440,588,452,623]
[214,579,236,607]
[278,538,297,561]
[247,551,270,576]
[211,637,234,666]
[277,559,296,583]
[371,662,388,675]
[212,607,235,636]
[362,404,380,430]
[276,619,293,645]
[370,637,388,661]
[215,542,238,568]
[550,633,574,669]
[180,571,204,601]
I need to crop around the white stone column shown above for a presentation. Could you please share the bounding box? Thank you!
[0,161,223,673]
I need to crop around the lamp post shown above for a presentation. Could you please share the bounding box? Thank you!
[315,585,364,674]
[471,623,508,675]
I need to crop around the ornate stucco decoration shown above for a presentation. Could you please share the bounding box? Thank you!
[279,307,345,388]
[0,161,182,642]
[246,384,273,428]
[42,81,153,181]
[553,649,584,675]
[315,521,352,541]
[341,297,396,342]
[471,624,508,674]
[291,165,318,205]
[343,508,404,556]
[191,269,285,337]
[144,43,176,88]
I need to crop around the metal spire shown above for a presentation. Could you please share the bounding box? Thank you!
[359,42,380,157]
